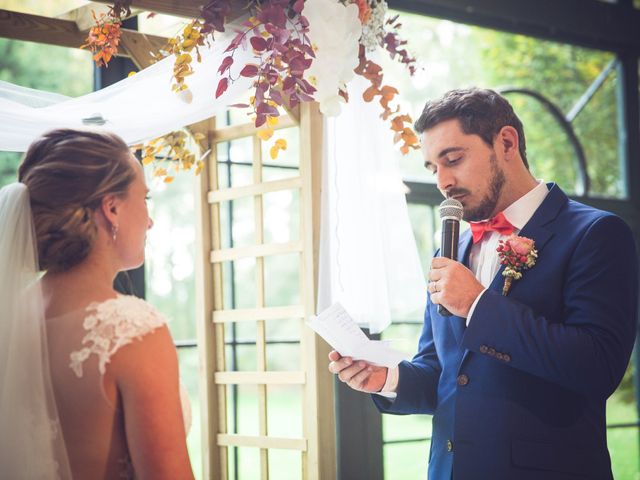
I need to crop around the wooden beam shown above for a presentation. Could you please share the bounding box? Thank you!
[391,0,640,52]
[119,30,164,69]
[91,0,249,22]
[218,434,308,451]
[0,8,88,49]
[56,1,144,32]
[0,8,167,65]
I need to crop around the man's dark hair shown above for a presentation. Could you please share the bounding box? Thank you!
[414,88,528,169]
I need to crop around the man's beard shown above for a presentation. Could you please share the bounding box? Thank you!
[463,154,505,222]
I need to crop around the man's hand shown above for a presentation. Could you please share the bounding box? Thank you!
[328,351,388,393]
[428,257,484,317]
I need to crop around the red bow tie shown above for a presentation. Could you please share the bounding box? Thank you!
[469,212,515,243]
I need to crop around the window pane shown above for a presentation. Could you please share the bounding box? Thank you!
[146,172,197,341]
[383,441,429,480]
[0,39,93,186]
[178,347,203,480]
[261,126,301,169]
[263,189,300,244]
[264,253,301,306]
[269,449,302,480]
[382,12,623,197]
[607,360,639,479]
[267,385,303,438]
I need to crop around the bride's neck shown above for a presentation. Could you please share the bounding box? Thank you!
[42,249,120,315]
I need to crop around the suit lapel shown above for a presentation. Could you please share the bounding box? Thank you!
[485,183,565,296]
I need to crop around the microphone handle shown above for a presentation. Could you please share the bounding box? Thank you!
[438,218,459,317]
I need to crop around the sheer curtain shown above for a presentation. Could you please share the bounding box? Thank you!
[317,76,426,333]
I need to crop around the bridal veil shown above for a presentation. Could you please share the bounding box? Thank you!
[0,183,72,479]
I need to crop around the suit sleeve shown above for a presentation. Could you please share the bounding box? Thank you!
[462,214,638,399]
[373,299,442,414]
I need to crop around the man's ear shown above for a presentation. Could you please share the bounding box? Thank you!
[99,194,121,228]
[497,126,519,160]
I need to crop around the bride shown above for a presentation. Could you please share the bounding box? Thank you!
[0,128,194,479]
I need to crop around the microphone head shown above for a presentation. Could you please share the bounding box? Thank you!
[438,198,463,221]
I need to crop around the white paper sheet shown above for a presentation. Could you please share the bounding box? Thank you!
[306,303,406,368]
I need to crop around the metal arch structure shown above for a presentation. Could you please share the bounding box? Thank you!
[494,87,590,197]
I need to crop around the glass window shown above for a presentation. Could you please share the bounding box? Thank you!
[0,39,93,186]
[378,12,623,198]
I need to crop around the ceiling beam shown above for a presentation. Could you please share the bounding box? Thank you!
[389,0,640,52]
[57,1,143,31]
[90,0,249,22]
[0,9,167,67]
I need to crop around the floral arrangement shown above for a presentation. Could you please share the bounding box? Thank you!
[81,2,131,66]
[84,0,419,175]
[134,130,210,183]
[497,235,538,296]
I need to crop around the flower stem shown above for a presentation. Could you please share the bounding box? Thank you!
[502,276,513,296]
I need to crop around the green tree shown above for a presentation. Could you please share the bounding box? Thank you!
[0,38,93,186]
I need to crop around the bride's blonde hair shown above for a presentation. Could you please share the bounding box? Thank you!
[18,129,136,273]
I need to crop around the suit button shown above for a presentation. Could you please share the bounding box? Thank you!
[488,347,496,356]
[457,374,469,386]
[503,354,511,362]
[447,440,453,452]
[495,352,504,361]
[479,345,488,354]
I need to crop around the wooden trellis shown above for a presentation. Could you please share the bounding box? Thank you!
[193,102,335,480]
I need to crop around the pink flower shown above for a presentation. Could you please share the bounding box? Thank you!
[497,234,538,296]
[507,235,535,256]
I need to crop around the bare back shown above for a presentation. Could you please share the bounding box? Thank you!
[45,294,192,479]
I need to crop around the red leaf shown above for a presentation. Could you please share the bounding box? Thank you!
[250,36,267,52]
[240,64,259,77]
[293,0,304,13]
[216,78,229,98]
[255,114,267,128]
[217,56,233,74]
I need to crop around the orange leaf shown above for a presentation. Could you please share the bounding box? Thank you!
[363,85,379,103]
[380,85,398,100]
[257,128,274,141]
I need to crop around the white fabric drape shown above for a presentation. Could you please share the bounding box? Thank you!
[317,76,426,333]
[0,27,254,152]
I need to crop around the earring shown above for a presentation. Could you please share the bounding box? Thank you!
[111,225,118,241]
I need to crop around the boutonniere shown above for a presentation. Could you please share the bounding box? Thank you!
[497,235,538,296]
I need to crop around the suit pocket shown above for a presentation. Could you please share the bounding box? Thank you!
[511,439,594,478]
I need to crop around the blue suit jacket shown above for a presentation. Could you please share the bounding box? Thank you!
[374,184,638,480]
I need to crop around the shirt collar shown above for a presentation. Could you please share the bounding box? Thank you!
[502,180,549,231]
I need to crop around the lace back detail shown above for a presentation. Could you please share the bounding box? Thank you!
[69,295,167,377]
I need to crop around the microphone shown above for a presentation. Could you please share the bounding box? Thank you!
[437,198,463,316]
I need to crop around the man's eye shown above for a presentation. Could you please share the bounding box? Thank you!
[447,157,462,165]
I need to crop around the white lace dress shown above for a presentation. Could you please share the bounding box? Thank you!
[68,294,191,478]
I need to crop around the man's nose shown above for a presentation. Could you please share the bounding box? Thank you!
[436,167,454,192]
[148,217,154,230]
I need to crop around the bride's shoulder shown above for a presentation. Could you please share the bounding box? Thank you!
[85,294,167,326]
[70,294,168,377]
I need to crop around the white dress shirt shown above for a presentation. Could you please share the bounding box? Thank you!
[377,181,549,398]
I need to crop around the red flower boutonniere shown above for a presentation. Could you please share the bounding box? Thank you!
[497,235,538,296]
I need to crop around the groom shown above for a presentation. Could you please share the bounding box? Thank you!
[328,88,638,479]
